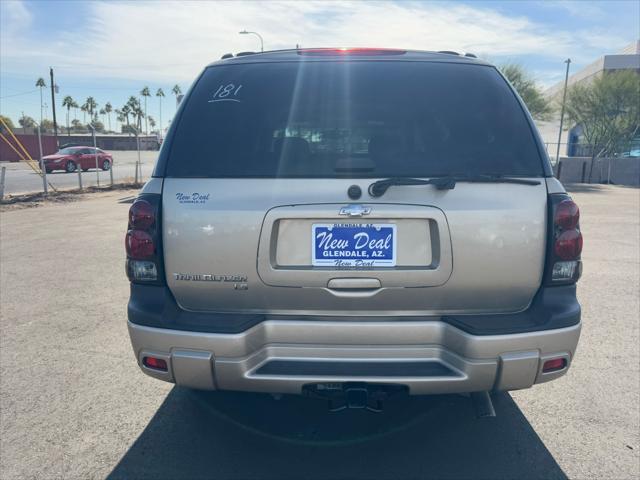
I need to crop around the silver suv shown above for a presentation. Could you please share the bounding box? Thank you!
[125,48,582,407]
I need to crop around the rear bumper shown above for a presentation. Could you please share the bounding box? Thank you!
[127,318,581,395]
[127,283,581,395]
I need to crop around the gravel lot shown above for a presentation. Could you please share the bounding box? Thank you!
[0,184,638,479]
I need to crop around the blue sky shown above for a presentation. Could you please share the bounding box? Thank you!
[1,0,638,131]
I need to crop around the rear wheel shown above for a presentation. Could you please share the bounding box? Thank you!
[65,161,77,173]
[101,159,111,171]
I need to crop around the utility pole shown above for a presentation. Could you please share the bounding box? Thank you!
[49,67,59,144]
[555,58,571,164]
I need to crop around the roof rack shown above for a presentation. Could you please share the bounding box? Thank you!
[236,51,257,57]
[464,53,477,58]
[221,53,233,59]
[437,50,460,56]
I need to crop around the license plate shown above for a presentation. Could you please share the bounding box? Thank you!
[312,223,396,267]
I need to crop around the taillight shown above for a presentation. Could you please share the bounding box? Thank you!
[125,229,154,259]
[126,195,163,284]
[554,199,579,230]
[554,229,583,260]
[545,195,583,284]
[129,199,155,230]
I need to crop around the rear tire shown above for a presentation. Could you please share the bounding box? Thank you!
[101,160,111,171]
[65,161,77,173]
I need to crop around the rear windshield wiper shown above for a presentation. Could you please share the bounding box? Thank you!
[368,175,541,197]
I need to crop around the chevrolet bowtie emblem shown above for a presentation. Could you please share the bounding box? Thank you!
[339,205,372,217]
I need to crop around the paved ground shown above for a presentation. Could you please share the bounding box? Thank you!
[0,151,157,196]
[0,184,638,479]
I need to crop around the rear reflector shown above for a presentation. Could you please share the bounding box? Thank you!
[542,357,567,373]
[143,356,168,371]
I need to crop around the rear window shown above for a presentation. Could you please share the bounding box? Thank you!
[166,61,543,178]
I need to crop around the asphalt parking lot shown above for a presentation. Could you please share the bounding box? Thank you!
[0,184,638,479]
[0,151,158,196]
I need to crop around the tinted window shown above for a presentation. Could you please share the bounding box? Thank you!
[167,61,543,178]
[58,147,82,155]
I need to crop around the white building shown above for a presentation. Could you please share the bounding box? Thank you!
[536,40,640,158]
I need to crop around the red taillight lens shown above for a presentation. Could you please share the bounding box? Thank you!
[126,229,155,259]
[555,200,579,230]
[129,200,155,230]
[542,357,567,373]
[143,356,168,371]
[555,229,583,260]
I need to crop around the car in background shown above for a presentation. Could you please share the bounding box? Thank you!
[42,146,113,173]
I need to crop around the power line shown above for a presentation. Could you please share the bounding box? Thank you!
[0,89,38,99]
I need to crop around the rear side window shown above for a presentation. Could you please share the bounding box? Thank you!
[167,61,543,178]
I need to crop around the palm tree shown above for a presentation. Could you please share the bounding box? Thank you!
[99,108,107,126]
[133,105,144,133]
[140,87,151,134]
[171,84,182,108]
[148,115,156,132]
[120,104,132,135]
[62,95,75,135]
[115,109,123,132]
[35,77,46,124]
[71,100,79,121]
[81,103,88,123]
[155,88,165,136]
[104,102,113,132]
[85,97,98,123]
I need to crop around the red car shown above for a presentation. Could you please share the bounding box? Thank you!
[42,146,113,173]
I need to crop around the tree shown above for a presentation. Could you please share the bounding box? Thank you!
[62,95,75,135]
[499,64,554,121]
[156,88,165,135]
[35,77,46,124]
[148,115,156,132]
[171,84,182,108]
[104,102,113,131]
[90,119,105,132]
[126,96,144,132]
[120,104,132,134]
[71,118,84,133]
[99,108,107,126]
[41,119,55,132]
[141,86,151,134]
[19,115,36,128]
[85,97,98,122]
[565,70,640,182]
[81,103,88,123]
[0,114,15,129]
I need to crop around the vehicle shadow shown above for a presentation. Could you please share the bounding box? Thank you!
[108,387,566,480]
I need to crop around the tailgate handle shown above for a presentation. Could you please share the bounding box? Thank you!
[327,278,381,290]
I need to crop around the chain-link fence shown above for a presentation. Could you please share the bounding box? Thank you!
[0,144,158,201]
[543,142,640,165]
